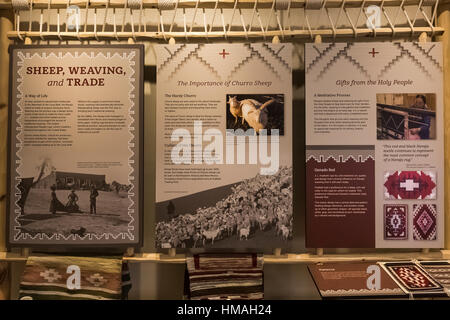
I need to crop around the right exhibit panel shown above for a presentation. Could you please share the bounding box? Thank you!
[305,42,444,248]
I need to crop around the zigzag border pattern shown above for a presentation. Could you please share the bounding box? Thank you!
[315,44,351,81]
[411,42,443,71]
[260,43,290,71]
[166,48,222,81]
[243,44,281,80]
[306,43,335,72]
[321,288,404,296]
[306,154,374,163]
[159,44,288,82]
[12,49,138,243]
[309,43,440,81]
[376,49,404,79]
[225,44,257,80]
[342,51,371,79]
[157,44,187,71]
[378,43,432,79]
[192,52,222,80]
[157,44,199,75]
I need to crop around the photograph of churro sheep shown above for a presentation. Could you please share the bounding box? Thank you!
[226,94,284,135]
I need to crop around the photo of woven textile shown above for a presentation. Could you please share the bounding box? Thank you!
[413,204,437,241]
[384,204,408,240]
[384,171,436,200]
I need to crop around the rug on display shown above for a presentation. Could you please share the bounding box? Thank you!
[19,255,131,300]
[418,261,450,292]
[185,253,264,300]
[379,261,448,298]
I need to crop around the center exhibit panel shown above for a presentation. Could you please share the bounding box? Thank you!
[155,44,293,249]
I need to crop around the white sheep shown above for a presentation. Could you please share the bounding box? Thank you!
[229,97,276,134]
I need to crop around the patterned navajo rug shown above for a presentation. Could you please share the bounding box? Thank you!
[19,255,129,300]
[412,204,437,240]
[185,253,264,300]
[384,171,436,200]
[385,263,442,292]
[419,261,450,291]
[384,204,408,240]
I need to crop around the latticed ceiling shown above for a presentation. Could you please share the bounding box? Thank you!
[2,0,445,40]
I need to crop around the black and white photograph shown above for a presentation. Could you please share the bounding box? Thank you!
[226,94,285,135]
[155,166,293,249]
[15,157,133,240]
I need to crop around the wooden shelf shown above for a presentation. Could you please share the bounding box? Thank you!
[0,252,29,262]
[2,250,449,264]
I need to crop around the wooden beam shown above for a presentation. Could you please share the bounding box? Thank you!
[442,250,450,258]
[5,26,445,41]
[0,0,440,10]
[0,250,446,264]
[0,0,12,259]
[437,2,450,250]
[0,7,13,301]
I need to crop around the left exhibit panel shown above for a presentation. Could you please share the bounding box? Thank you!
[7,45,144,247]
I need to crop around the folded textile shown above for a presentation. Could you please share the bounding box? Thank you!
[185,253,264,300]
[0,262,8,300]
[19,255,130,300]
[121,261,132,300]
[419,261,450,292]
[0,262,7,285]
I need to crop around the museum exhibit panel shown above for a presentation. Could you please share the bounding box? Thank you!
[7,45,143,247]
[0,0,449,301]
[305,42,444,249]
[155,43,293,250]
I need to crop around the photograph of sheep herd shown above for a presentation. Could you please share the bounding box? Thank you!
[226,94,284,135]
[156,166,293,249]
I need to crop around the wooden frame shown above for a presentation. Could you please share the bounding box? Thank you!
[2,0,446,40]
[0,0,441,10]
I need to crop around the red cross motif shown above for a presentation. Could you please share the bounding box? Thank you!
[219,49,230,59]
[369,48,379,57]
